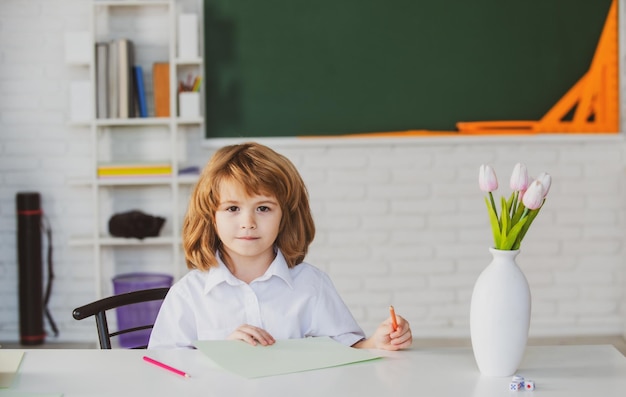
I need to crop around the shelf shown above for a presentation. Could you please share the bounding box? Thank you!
[95,118,172,127]
[68,174,198,187]
[97,176,174,186]
[72,0,204,297]
[177,174,200,185]
[177,117,204,125]
[89,117,203,127]
[69,235,176,247]
[100,236,176,246]
[94,0,170,7]
[175,57,203,66]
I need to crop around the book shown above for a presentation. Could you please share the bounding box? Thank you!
[133,66,148,117]
[153,62,170,117]
[98,167,172,177]
[107,40,118,118]
[127,40,137,118]
[95,42,109,118]
[98,162,171,170]
[97,162,172,178]
[0,350,24,387]
[117,38,132,119]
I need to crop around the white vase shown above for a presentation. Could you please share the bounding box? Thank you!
[470,248,531,377]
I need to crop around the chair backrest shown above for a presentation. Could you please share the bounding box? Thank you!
[72,287,169,349]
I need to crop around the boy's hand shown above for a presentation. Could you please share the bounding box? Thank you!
[228,324,275,346]
[384,314,412,350]
[353,314,412,350]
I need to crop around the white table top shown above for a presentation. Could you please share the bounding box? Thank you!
[4,345,626,397]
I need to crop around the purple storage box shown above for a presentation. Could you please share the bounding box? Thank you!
[112,272,173,348]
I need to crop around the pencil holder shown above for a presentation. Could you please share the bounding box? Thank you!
[178,92,200,119]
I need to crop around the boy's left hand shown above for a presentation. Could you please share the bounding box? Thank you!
[353,314,412,350]
[378,314,412,350]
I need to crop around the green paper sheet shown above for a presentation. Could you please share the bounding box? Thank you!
[193,336,382,378]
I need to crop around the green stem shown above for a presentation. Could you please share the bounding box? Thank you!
[520,207,529,220]
[510,191,518,218]
[488,192,497,217]
[512,203,543,250]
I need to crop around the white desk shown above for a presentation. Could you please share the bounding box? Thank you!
[4,345,626,396]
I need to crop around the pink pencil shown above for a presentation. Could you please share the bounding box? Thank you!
[143,356,190,378]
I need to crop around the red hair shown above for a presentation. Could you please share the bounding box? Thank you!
[183,142,315,270]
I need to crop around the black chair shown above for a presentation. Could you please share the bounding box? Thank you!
[72,287,169,349]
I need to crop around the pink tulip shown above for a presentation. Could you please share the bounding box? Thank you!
[522,180,545,210]
[509,163,529,192]
[536,172,551,197]
[479,165,498,192]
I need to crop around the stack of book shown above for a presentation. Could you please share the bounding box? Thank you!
[97,162,172,178]
[95,38,151,119]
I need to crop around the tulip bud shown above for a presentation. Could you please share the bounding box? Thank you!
[509,163,529,192]
[522,180,545,210]
[479,165,498,192]
[536,172,551,197]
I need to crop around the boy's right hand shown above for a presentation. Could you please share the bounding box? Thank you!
[228,324,275,346]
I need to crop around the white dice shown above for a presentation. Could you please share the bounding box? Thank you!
[509,375,535,392]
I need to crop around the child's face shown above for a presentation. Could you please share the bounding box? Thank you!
[214,180,282,267]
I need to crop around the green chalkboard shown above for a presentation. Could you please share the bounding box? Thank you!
[203,0,613,139]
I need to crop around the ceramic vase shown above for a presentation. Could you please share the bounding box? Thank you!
[470,248,531,377]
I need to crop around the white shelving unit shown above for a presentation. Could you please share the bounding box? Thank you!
[67,0,203,298]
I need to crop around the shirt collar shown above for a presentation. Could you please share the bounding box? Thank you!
[203,249,294,294]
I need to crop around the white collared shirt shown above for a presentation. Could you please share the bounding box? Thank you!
[148,250,365,349]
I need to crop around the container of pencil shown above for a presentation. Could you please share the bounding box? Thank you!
[178,92,200,119]
[112,272,173,348]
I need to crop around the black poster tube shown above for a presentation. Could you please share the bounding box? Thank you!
[16,192,45,345]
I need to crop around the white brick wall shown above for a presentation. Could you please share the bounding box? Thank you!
[0,1,625,343]
[284,137,626,337]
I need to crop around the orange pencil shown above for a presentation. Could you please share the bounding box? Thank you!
[389,305,398,331]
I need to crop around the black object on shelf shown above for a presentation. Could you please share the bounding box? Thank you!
[108,210,166,239]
